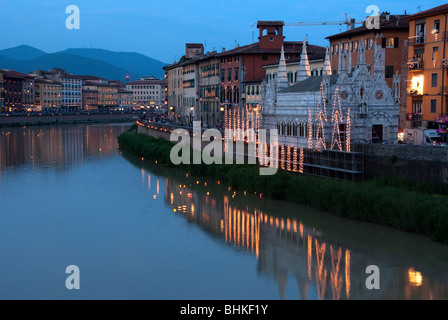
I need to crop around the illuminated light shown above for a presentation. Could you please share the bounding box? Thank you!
[308,109,313,149]
[287,146,291,171]
[153,195,157,199]
[173,209,177,212]
[299,147,304,174]
[293,147,298,172]
[197,181,200,185]
[410,75,424,95]
[408,268,423,287]
[346,107,352,152]
[141,157,144,161]
[207,192,210,196]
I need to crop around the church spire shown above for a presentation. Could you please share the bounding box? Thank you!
[277,45,289,90]
[296,38,311,82]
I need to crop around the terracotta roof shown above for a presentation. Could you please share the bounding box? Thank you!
[0,69,33,79]
[404,4,448,20]
[326,14,409,40]
[127,80,165,86]
[257,21,285,27]
[217,41,326,61]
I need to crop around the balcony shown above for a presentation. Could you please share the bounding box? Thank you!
[409,35,425,46]
[408,60,424,71]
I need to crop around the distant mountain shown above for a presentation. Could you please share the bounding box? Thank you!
[0,45,47,61]
[0,52,141,81]
[0,45,167,81]
[61,48,167,79]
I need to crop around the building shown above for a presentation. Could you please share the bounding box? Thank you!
[126,77,165,110]
[403,4,448,143]
[0,72,4,112]
[31,69,82,111]
[97,83,119,111]
[216,21,326,123]
[326,12,409,133]
[262,39,400,149]
[163,44,205,125]
[34,78,62,111]
[118,88,133,111]
[0,69,32,113]
[82,84,99,111]
[198,53,221,127]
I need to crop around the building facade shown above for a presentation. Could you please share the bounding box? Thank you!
[118,88,134,110]
[262,40,400,149]
[404,4,448,139]
[34,78,62,111]
[0,70,30,113]
[198,53,221,127]
[126,77,165,110]
[326,12,409,134]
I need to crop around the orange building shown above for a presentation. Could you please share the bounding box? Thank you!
[404,4,448,133]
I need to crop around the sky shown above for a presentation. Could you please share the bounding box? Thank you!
[0,0,446,63]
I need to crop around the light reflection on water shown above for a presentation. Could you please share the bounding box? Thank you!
[0,123,448,300]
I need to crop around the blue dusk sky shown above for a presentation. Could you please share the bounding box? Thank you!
[0,0,446,63]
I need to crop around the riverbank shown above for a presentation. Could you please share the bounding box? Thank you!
[0,112,140,128]
[118,132,448,244]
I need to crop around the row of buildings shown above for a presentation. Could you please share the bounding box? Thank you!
[0,68,166,113]
[163,4,448,145]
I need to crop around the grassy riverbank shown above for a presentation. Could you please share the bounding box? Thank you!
[118,132,448,244]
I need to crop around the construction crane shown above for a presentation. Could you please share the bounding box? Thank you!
[254,14,365,31]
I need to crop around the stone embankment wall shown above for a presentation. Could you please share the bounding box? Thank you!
[362,144,448,186]
[0,113,139,127]
[139,122,448,186]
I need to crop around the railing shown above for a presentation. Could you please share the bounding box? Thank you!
[407,60,424,71]
[408,88,423,96]
[408,36,425,46]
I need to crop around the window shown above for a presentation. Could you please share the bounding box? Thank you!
[430,99,437,114]
[433,47,439,61]
[385,66,394,79]
[262,55,268,61]
[431,73,438,87]
[353,41,358,52]
[368,39,374,49]
[434,20,440,34]
[382,37,399,48]
[227,69,232,82]
[234,68,239,81]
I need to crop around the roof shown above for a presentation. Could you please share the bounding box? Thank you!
[216,41,326,58]
[0,69,33,79]
[257,21,285,27]
[326,14,409,40]
[126,80,165,86]
[404,4,448,20]
[280,75,339,93]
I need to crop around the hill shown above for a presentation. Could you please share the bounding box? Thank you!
[0,45,167,81]
[62,48,167,79]
[0,45,47,61]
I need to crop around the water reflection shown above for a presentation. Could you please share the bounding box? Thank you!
[152,171,448,300]
[0,124,130,172]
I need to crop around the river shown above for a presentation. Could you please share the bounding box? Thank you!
[0,123,448,300]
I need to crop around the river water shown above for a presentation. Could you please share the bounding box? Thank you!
[0,123,448,300]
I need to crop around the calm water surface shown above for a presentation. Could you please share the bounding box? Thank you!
[1,123,448,300]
